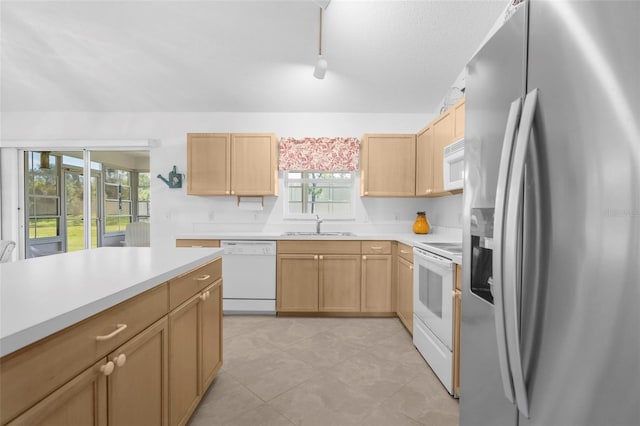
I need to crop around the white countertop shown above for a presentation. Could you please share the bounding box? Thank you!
[176,230,464,264]
[0,247,222,357]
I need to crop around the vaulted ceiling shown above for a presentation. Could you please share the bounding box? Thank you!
[1,0,506,113]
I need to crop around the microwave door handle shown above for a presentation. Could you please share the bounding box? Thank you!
[504,88,539,418]
[493,97,522,404]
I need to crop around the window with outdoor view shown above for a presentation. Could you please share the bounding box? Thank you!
[104,168,132,233]
[285,171,354,217]
[26,152,61,239]
[137,172,150,222]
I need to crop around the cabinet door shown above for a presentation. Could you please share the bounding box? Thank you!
[416,126,434,196]
[319,255,361,313]
[169,295,200,426]
[453,289,462,397]
[187,133,231,195]
[201,280,223,392]
[432,112,453,194]
[361,134,416,196]
[230,133,278,195]
[108,317,169,426]
[277,254,319,312]
[361,255,393,312]
[7,359,107,426]
[453,99,465,141]
[397,257,414,334]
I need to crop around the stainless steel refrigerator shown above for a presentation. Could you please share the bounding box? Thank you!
[460,1,640,426]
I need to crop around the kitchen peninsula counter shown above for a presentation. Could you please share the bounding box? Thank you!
[0,246,222,357]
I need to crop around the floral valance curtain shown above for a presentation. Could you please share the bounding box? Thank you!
[278,137,360,171]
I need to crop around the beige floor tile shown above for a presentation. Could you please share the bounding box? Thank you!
[327,351,419,400]
[359,405,424,426]
[188,372,263,426]
[379,370,459,426]
[242,317,338,349]
[326,317,403,349]
[223,315,276,339]
[284,330,366,369]
[268,375,379,425]
[223,404,296,426]
[190,316,459,426]
[228,351,319,401]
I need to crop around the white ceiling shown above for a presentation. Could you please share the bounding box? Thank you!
[0,0,506,113]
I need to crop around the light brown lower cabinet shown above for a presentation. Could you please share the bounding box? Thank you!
[453,289,462,397]
[396,242,414,334]
[7,359,108,426]
[169,279,223,426]
[277,254,319,312]
[276,241,393,315]
[108,317,169,426]
[319,255,361,313]
[1,259,223,426]
[453,264,462,397]
[361,254,393,312]
[396,257,414,334]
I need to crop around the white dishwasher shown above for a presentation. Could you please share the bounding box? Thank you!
[220,240,277,314]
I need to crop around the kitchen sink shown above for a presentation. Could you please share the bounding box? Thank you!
[281,231,357,237]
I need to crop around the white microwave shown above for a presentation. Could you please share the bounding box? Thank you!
[443,138,464,191]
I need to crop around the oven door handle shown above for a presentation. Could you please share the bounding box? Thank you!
[415,251,454,269]
[493,97,522,405]
[504,88,539,418]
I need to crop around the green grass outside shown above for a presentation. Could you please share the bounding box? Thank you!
[30,217,113,252]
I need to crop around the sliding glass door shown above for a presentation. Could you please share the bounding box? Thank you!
[24,150,150,257]
[64,169,101,252]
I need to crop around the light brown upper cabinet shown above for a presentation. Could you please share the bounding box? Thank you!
[187,133,231,195]
[360,134,416,197]
[432,110,454,194]
[415,98,465,197]
[453,98,465,141]
[416,125,434,196]
[230,133,278,196]
[187,133,278,196]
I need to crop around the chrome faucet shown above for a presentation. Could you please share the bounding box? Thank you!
[315,214,323,234]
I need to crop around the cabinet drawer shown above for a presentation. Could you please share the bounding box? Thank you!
[169,258,222,310]
[176,239,220,248]
[397,243,414,262]
[0,283,168,425]
[361,241,391,254]
[277,240,361,255]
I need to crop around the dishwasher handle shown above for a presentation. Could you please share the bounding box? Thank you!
[221,240,277,256]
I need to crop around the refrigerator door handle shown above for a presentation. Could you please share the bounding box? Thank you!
[504,88,539,418]
[492,98,523,404]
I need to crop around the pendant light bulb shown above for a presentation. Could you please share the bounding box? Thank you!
[314,56,328,79]
[313,7,328,79]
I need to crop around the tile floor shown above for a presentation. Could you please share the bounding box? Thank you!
[188,316,459,426]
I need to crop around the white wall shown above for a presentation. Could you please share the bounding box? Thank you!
[1,111,463,249]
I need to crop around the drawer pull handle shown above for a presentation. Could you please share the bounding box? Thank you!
[400,250,410,254]
[362,255,367,260]
[196,274,211,281]
[200,291,211,301]
[113,353,127,367]
[96,323,128,341]
[100,361,115,376]
[314,255,318,260]
[370,246,383,250]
